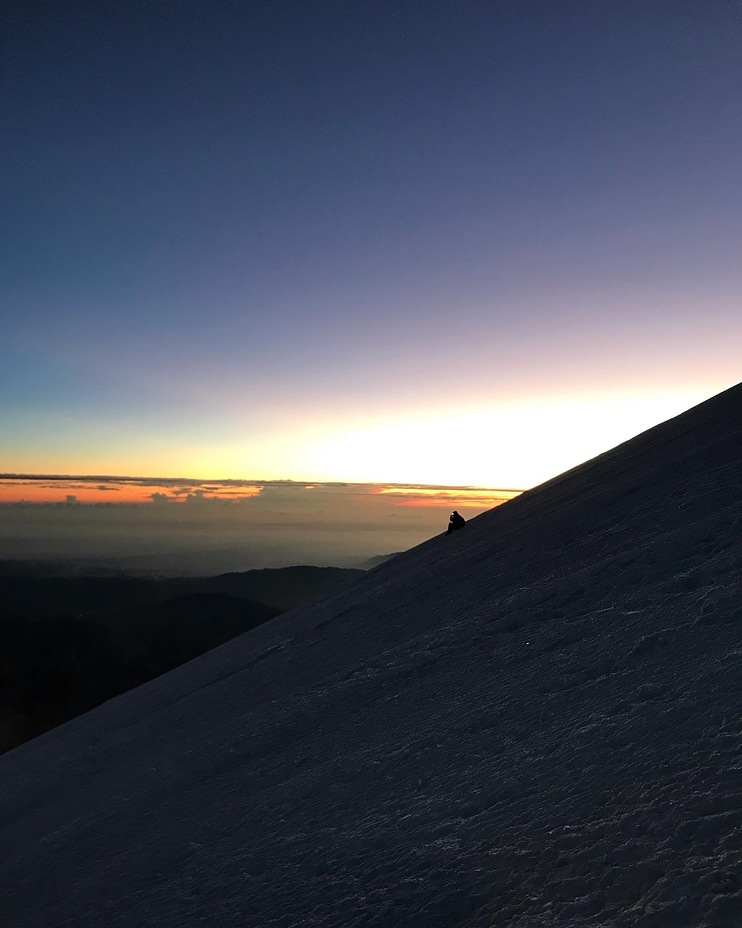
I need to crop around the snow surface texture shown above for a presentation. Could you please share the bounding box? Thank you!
[1,383,741,928]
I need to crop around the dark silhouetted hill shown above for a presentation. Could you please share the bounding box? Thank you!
[165,565,366,610]
[0,566,363,754]
[0,564,364,616]
[0,594,280,754]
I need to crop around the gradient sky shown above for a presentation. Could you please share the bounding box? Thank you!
[3,1,740,488]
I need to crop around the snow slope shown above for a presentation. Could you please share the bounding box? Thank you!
[1,382,741,928]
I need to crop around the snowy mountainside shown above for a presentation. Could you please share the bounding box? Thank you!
[0,382,741,927]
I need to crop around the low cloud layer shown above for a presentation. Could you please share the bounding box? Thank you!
[0,477,519,575]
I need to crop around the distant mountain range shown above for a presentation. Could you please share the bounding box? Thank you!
[0,565,364,754]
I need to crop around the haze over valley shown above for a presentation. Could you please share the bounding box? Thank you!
[0,478,517,575]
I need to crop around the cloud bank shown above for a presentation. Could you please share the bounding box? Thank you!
[0,476,519,575]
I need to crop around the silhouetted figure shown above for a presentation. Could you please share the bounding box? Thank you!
[446,510,466,535]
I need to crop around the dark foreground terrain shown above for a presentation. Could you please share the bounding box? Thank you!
[0,566,362,754]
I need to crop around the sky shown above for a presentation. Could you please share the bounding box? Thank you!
[3,0,740,489]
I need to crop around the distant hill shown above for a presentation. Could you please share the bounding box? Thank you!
[0,593,279,755]
[360,552,403,569]
[0,565,363,754]
[161,565,366,610]
[0,564,364,616]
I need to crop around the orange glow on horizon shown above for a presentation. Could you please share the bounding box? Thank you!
[0,483,150,505]
[0,476,523,508]
[0,479,264,505]
[392,497,512,509]
[376,486,522,508]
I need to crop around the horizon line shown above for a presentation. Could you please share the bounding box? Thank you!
[0,474,527,493]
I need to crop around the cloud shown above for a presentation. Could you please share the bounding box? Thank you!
[0,475,517,572]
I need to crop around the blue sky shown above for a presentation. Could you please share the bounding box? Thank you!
[3,1,740,486]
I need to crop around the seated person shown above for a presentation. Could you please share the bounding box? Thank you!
[446,510,466,535]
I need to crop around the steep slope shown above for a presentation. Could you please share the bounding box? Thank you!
[1,382,740,928]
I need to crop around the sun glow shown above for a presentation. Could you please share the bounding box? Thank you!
[2,391,718,493]
[294,391,702,488]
